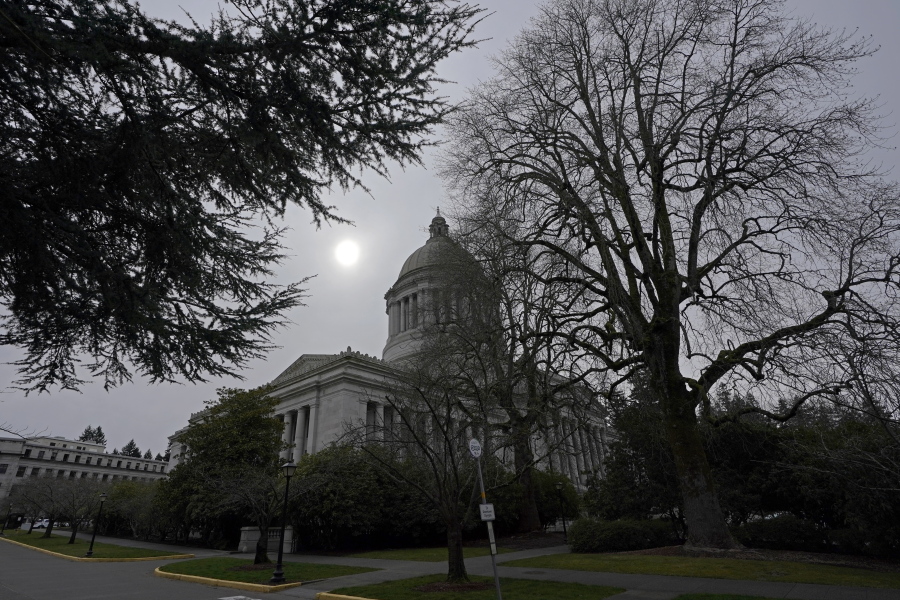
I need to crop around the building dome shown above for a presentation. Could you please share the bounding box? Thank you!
[382,210,459,362]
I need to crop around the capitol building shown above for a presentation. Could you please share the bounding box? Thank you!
[169,213,608,486]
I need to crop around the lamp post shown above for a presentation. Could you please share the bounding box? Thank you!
[555,482,568,543]
[0,503,12,536]
[269,461,297,585]
[85,493,107,557]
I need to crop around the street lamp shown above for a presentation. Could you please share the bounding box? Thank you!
[0,503,12,536]
[85,493,108,558]
[269,461,297,585]
[555,481,568,543]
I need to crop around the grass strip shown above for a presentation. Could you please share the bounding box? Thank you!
[159,557,377,585]
[3,529,184,559]
[505,553,900,589]
[347,547,511,562]
[331,573,623,600]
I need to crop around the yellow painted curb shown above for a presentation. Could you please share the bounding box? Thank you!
[154,567,304,593]
[316,594,377,600]
[0,535,194,562]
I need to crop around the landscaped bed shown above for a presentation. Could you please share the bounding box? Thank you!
[2,529,188,559]
[158,556,377,585]
[504,550,900,588]
[330,573,623,599]
[348,547,512,561]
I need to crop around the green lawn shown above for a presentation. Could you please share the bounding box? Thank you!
[347,547,512,561]
[2,529,186,559]
[331,573,623,600]
[159,557,377,585]
[505,553,900,589]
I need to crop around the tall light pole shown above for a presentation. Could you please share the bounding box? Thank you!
[0,503,12,536]
[269,461,297,585]
[555,481,568,543]
[85,493,107,557]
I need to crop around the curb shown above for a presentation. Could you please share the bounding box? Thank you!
[154,567,305,593]
[0,536,194,562]
[316,594,377,600]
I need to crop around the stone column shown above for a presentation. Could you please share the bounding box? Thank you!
[278,414,290,460]
[305,402,319,455]
[376,404,385,439]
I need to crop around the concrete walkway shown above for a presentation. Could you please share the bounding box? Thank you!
[2,534,899,600]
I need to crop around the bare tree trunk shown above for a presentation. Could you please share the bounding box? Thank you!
[446,519,467,582]
[41,518,55,538]
[254,525,271,565]
[68,520,80,544]
[663,387,738,549]
[513,435,542,532]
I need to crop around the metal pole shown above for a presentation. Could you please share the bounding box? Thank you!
[85,495,106,557]
[0,503,11,536]
[474,456,502,600]
[269,474,292,584]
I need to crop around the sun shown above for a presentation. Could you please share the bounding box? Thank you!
[335,240,360,266]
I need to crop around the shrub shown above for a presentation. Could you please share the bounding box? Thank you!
[733,515,825,552]
[569,518,678,553]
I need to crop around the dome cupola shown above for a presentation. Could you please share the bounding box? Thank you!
[382,210,457,362]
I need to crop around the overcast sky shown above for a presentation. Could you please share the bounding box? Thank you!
[2,0,898,456]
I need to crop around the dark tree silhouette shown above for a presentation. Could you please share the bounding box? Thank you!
[443,0,898,548]
[0,0,481,391]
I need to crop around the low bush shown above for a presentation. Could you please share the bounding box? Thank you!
[569,518,678,553]
[732,515,824,552]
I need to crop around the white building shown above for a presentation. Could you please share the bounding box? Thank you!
[169,213,608,485]
[0,435,169,502]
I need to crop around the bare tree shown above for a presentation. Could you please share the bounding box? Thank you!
[349,355,482,582]
[442,0,898,548]
[428,218,606,531]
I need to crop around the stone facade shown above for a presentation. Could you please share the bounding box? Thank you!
[0,435,169,502]
[168,212,609,489]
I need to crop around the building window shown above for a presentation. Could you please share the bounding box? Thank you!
[16,466,26,477]
[37,450,45,459]
[143,464,148,471]
[102,474,108,481]
[81,472,88,478]
[30,468,40,477]
[51,451,58,460]
[106,459,112,467]
[126,462,131,469]
[49,442,56,447]
[62,444,67,448]
[63,454,69,462]
[0,464,8,474]
[85,457,92,465]
[74,455,81,463]
[69,472,76,478]
[23,449,32,458]
[57,470,65,478]
[116,460,122,468]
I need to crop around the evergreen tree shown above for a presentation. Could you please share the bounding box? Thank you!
[154,453,163,462]
[1,0,481,392]
[92,426,107,446]
[121,440,141,458]
[77,425,96,443]
[143,450,152,460]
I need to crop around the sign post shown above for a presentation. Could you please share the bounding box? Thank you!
[470,439,502,600]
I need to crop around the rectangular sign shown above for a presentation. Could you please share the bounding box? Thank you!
[479,503,495,521]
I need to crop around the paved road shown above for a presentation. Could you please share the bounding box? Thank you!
[2,535,900,600]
